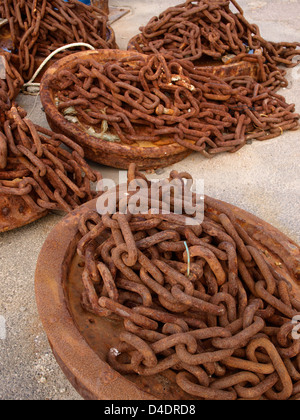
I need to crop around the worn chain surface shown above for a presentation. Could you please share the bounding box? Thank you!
[0,53,24,102]
[131,0,300,91]
[0,102,102,213]
[0,0,113,81]
[76,164,300,401]
[51,54,299,156]
[0,77,10,115]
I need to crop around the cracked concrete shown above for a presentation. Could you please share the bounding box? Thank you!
[0,0,299,400]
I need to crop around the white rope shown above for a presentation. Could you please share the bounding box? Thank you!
[0,19,8,28]
[22,42,96,94]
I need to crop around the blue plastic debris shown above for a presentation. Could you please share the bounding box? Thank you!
[65,0,91,4]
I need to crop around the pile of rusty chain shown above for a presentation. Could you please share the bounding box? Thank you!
[76,164,300,400]
[0,0,114,82]
[0,52,24,103]
[131,0,300,91]
[0,103,102,213]
[51,54,299,156]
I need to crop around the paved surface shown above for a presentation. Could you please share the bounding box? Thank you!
[0,0,299,400]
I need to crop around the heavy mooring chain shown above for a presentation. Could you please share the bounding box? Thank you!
[0,53,24,102]
[0,0,114,82]
[130,0,300,92]
[0,78,10,115]
[76,163,300,400]
[51,54,299,157]
[0,102,102,213]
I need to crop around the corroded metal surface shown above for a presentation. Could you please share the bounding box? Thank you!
[0,104,102,232]
[127,0,300,91]
[0,6,117,83]
[40,50,191,171]
[128,33,259,80]
[75,167,300,400]
[0,194,48,233]
[35,192,300,400]
[0,52,23,101]
[27,27,116,84]
[41,48,299,168]
[92,0,109,15]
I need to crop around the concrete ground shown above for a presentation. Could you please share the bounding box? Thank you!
[0,0,299,400]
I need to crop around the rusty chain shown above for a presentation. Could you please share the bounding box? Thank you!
[130,0,300,92]
[0,102,102,213]
[0,53,24,102]
[50,54,299,157]
[0,77,10,115]
[76,163,300,400]
[0,0,115,82]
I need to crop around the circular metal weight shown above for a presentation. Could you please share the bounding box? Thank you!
[0,194,48,233]
[35,198,300,400]
[40,49,193,171]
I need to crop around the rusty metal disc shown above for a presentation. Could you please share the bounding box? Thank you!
[0,21,117,83]
[0,194,48,233]
[40,49,192,171]
[35,198,300,400]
